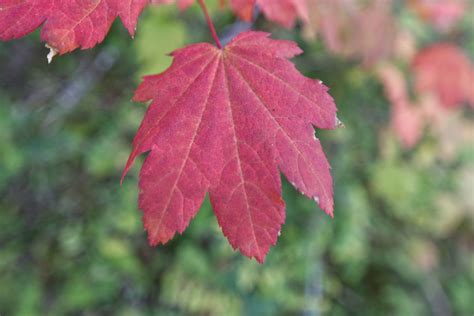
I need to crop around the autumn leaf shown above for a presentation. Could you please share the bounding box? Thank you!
[413,43,474,109]
[409,0,467,32]
[251,0,309,28]
[0,0,148,55]
[227,0,255,21]
[378,46,473,150]
[123,31,337,262]
[304,0,396,66]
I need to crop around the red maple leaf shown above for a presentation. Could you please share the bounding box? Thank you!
[413,43,474,109]
[122,31,337,262]
[0,0,148,55]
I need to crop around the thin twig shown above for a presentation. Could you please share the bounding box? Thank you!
[197,0,222,49]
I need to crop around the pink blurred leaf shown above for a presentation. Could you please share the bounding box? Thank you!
[159,0,309,28]
[409,0,467,31]
[305,0,396,66]
[413,43,474,109]
[378,64,424,148]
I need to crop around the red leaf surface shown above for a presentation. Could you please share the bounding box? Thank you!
[413,43,474,109]
[0,0,148,54]
[123,31,337,262]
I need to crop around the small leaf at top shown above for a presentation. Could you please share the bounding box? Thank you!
[156,0,309,29]
[0,0,148,55]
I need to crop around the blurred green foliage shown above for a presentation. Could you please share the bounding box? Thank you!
[0,3,473,316]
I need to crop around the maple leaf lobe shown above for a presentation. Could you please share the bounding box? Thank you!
[125,31,337,263]
[0,0,148,54]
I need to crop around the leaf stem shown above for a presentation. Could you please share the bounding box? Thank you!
[197,0,222,49]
